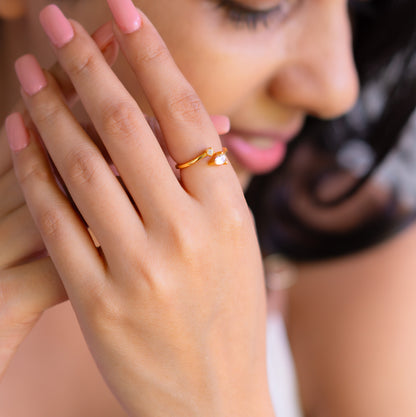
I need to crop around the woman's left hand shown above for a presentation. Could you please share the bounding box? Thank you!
[6,3,273,417]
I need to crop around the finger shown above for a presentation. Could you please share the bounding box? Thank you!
[144,114,230,168]
[0,169,25,218]
[107,1,238,199]
[1,257,67,320]
[0,205,44,269]
[63,20,120,107]
[0,257,66,379]
[0,113,22,178]
[145,114,230,149]
[211,115,231,136]
[15,56,144,261]
[1,110,224,185]
[5,113,106,300]
[39,5,182,223]
[0,20,118,177]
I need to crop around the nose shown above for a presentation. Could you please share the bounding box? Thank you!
[268,1,360,119]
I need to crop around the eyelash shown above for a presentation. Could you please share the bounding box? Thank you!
[214,0,285,30]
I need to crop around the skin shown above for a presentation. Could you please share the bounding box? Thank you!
[2,0,416,416]
[4,4,272,416]
[2,0,359,190]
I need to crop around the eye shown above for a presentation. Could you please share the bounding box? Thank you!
[212,0,298,30]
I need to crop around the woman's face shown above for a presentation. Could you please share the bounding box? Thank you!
[16,0,359,189]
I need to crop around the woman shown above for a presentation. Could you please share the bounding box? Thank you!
[1,0,416,415]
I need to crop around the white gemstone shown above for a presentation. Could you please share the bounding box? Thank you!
[207,148,214,156]
[215,154,227,165]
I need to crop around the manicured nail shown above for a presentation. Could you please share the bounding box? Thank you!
[39,4,74,48]
[211,115,231,135]
[92,21,115,50]
[106,0,142,34]
[5,113,30,152]
[15,54,48,96]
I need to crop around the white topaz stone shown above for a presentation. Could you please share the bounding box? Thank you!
[215,154,227,165]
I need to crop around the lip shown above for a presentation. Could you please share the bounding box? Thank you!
[221,121,304,175]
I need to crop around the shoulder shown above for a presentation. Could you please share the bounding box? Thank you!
[286,219,416,417]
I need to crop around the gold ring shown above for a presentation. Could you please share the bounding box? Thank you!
[176,147,228,169]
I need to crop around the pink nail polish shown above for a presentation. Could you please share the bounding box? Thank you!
[107,0,142,34]
[15,54,48,96]
[211,115,231,135]
[39,4,74,48]
[5,113,30,152]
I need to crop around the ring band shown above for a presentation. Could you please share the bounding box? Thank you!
[176,147,228,169]
[208,148,228,166]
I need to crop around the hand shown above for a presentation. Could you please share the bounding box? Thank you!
[0,21,122,379]
[7,3,273,416]
[0,18,229,382]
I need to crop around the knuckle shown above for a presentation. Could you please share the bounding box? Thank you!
[32,101,62,128]
[165,91,205,124]
[101,102,139,138]
[86,293,123,329]
[218,205,248,236]
[37,207,64,239]
[65,148,100,186]
[139,42,170,65]
[18,160,50,188]
[170,221,202,259]
[128,256,175,302]
[65,50,98,78]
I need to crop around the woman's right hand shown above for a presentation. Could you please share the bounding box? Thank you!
[0,20,230,379]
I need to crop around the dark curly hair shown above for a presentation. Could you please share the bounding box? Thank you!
[246,0,416,261]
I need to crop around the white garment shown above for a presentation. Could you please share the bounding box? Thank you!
[266,313,304,417]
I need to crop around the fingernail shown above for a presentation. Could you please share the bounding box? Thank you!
[15,54,48,96]
[211,115,231,135]
[106,0,142,34]
[39,4,74,48]
[5,113,30,152]
[92,21,115,50]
